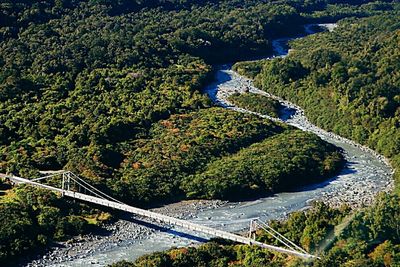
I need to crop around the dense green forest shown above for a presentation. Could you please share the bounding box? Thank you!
[0,0,395,183]
[0,186,111,264]
[0,0,314,186]
[182,130,343,200]
[227,93,282,117]
[114,108,284,204]
[0,0,398,264]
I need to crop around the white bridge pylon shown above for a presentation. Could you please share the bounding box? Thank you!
[0,171,316,259]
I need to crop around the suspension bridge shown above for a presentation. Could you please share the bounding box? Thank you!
[0,171,316,259]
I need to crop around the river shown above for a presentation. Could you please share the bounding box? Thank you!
[27,23,393,267]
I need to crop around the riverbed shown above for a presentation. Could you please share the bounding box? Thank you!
[26,23,393,267]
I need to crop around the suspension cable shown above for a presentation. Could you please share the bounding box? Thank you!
[254,219,308,254]
[31,173,63,182]
[66,172,124,204]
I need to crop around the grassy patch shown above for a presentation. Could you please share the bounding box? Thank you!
[84,212,113,225]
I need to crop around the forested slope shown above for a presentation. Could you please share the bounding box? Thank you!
[0,0,395,264]
[0,186,110,264]
[0,0,310,183]
[182,130,343,200]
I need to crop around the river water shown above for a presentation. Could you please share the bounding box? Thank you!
[30,24,393,267]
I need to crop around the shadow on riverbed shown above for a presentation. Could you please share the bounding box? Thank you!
[288,161,358,193]
[11,221,115,267]
[203,68,232,95]
[12,214,208,267]
[123,216,209,243]
[279,107,296,121]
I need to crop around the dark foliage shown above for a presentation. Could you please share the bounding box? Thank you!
[0,186,97,264]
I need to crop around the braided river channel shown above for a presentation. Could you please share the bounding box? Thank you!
[28,24,393,267]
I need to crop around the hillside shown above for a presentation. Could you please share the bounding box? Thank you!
[0,0,397,265]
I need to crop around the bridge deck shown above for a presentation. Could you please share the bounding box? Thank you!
[1,173,315,259]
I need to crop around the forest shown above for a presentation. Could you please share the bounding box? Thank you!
[0,0,311,183]
[0,185,112,264]
[0,0,398,264]
[182,130,343,200]
[0,0,396,182]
